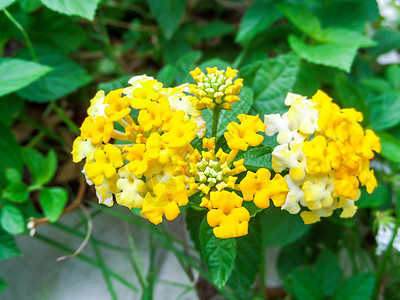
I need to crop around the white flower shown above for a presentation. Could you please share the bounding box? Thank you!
[286,97,319,135]
[95,180,115,207]
[281,175,305,214]
[123,75,162,98]
[87,90,107,118]
[264,113,307,144]
[272,142,307,181]
[376,222,400,255]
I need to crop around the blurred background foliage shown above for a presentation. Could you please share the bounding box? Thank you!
[1,0,400,299]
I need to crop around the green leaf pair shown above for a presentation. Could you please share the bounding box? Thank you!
[279,3,376,72]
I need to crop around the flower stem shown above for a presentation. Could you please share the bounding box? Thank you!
[212,106,221,138]
[2,8,38,62]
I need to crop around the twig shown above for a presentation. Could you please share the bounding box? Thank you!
[57,203,93,262]
[28,177,86,231]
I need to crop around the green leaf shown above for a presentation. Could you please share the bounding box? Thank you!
[40,0,101,21]
[0,277,7,292]
[333,273,374,300]
[368,92,400,130]
[0,122,23,185]
[315,0,378,31]
[5,168,22,183]
[243,54,299,114]
[160,31,191,64]
[236,0,281,44]
[39,187,68,222]
[19,0,42,12]
[242,201,263,218]
[292,63,321,96]
[227,218,261,299]
[0,229,22,260]
[158,65,175,87]
[0,58,51,97]
[316,250,341,296]
[277,241,307,279]
[202,86,254,139]
[278,3,321,37]
[334,74,368,118]
[0,94,24,127]
[376,131,400,163]
[361,78,392,94]
[283,250,341,300]
[3,182,29,203]
[234,145,272,170]
[0,0,16,9]
[386,64,400,91]
[284,266,323,300]
[17,48,92,102]
[28,11,86,53]
[315,28,376,48]
[199,218,236,289]
[196,21,235,41]
[173,51,202,84]
[0,205,25,235]
[21,147,43,172]
[261,206,310,247]
[357,184,390,208]
[147,0,186,39]
[198,58,229,71]
[369,28,400,57]
[289,35,358,72]
[98,75,132,94]
[38,149,57,186]
[21,147,45,185]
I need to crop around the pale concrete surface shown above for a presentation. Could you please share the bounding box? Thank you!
[0,207,197,300]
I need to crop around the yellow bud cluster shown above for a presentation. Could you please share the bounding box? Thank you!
[189,67,243,110]
[183,122,288,239]
[265,91,381,224]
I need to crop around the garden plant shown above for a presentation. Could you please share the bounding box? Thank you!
[1,0,400,299]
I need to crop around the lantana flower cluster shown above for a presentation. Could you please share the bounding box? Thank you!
[264,91,381,224]
[72,70,288,239]
[72,67,381,239]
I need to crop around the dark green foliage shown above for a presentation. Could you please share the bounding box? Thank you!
[1,0,400,298]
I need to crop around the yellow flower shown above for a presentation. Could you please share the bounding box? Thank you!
[71,137,98,163]
[124,144,149,176]
[138,98,172,132]
[224,114,266,151]
[115,165,147,209]
[240,168,288,209]
[206,191,250,239]
[141,177,188,225]
[302,136,332,174]
[161,110,197,148]
[266,90,381,224]
[104,89,131,122]
[84,144,124,186]
[80,116,114,145]
[87,90,107,117]
[189,67,242,110]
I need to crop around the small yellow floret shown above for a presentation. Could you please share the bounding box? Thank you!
[240,168,288,208]
[206,191,250,238]
[224,114,266,150]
